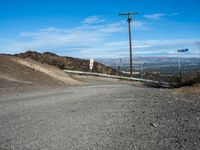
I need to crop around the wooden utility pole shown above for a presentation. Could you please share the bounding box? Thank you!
[119,12,138,77]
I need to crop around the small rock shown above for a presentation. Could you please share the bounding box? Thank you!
[150,122,159,127]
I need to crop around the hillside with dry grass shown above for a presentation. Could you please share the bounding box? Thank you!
[16,51,121,75]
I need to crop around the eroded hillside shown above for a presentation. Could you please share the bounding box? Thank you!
[16,51,121,75]
[0,54,82,95]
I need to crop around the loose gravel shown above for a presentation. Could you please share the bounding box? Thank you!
[0,83,199,150]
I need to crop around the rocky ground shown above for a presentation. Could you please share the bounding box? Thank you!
[0,81,200,150]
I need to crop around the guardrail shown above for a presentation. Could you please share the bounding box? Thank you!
[63,70,170,88]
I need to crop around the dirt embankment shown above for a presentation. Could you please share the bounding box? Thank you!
[0,55,82,95]
[172,83,200,96]
[15,51,121,75]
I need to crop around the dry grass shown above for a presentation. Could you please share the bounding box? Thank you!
[16,51,121,75]
[172,83,200,95]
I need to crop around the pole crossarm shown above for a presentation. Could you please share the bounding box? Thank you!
[119,12,138,16]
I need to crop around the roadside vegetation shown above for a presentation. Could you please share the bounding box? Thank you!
[137,70,200,88]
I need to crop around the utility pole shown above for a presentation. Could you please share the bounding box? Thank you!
[177,56,182,81]
[177,48,189,82]
[119,12,138,77]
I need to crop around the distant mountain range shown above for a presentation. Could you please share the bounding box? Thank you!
[96,57,200,66]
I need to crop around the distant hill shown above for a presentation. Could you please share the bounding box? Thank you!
[15,51,121,75]
[97,57,200,66]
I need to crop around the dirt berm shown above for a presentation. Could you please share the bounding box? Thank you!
[16,51,121,75]
[0,54,82,95]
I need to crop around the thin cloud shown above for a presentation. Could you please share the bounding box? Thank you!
[82,16,106,24]
[144,13,178,20]
[1,16,147,53]
[1,15,199,58]
[133,20,150,30]
[0,19,126,55]
[144,13,165,20]
[196,41,200,50]
[1,37,199,58]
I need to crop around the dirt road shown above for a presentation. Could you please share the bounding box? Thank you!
[0,82,199,150]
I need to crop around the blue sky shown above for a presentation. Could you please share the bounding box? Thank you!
[0,0,200,58]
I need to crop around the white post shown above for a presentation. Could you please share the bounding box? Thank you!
[140,62,143,79]
[89,58,94,72]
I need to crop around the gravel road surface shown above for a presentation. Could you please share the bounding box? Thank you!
[0,82,199,150]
